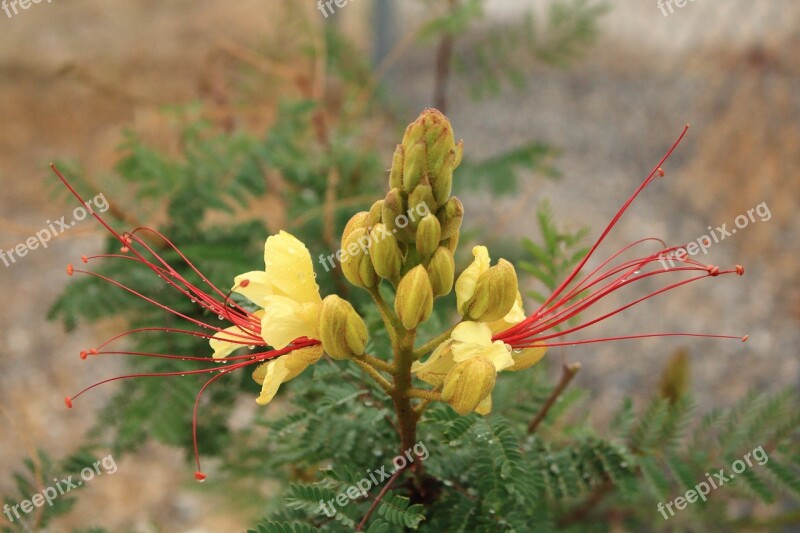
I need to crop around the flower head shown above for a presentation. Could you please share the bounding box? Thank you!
[492,127,747,352]
[53,165,323,481]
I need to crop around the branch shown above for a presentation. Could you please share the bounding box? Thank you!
[355,467,405,531]
[527,362,581,433]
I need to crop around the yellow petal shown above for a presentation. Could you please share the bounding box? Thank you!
[232,271,274,306]
[210,325,253,359]
[486,341,515,371]
[451,321,493,345]
[455,246,490,315]
[507,346,547,371]
[486,291,526,334]
[260,295,320,349]
[252,345,324,384]
[475,394,492,415]
[254,345,324,405]
[255,359,291,405]
[263,231,321,305]
[411,340,456,386]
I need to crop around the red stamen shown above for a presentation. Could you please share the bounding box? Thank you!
[50,163,323,480]
[66,264,74,276]
[494,127,746,350]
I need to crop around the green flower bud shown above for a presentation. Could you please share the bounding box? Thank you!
[463,259,518,322]
[382,188,414,243]
[436,196,464,240]
[415,214,441,258]
[408,184,436,227]
[427,246,455,297]
[319,295,368,360]
[442,231,459,254]
[342,211,369,244]
[402,141,426,192]
[369,223,403,280]
[389,145,404,190]
[367,200,384,230]
[442,358,496,415]
[394,265,434,330]
[400,109,463,204]
[341,227,377,288]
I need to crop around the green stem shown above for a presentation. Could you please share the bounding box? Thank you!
[352,357,393,394]
[361,353,396,375]
[408,388,442,401]
[412,320,461,360]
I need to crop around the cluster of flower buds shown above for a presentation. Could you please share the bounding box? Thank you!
[341,109,466,330]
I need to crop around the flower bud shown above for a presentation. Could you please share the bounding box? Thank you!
[369,223,403,280]
[443,232,459,254]
[408,184,436,227]
[402,141,427,192]
[341,227,377,288]
[436,197,464,240]
[389,145,404,190]
[318,295,369,360]
[382,188,414,243]
[415,214,442,258]
[400,109,463,204]
[426,246,455,297]
[342,211,369,244]
[367,200,384,230]
[442,357,496,415]
[463,259,518,322]
[394,265,434,330]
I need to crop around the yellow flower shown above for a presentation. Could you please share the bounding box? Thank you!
[454,246,491,315]
[412,322,513,414]
[251,345,325,405]
[210,231,322,358]
[455,245,518,321]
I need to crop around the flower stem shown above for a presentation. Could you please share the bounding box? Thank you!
[352,357,394,394]
[527,362,582,433]
[413,321,460,361]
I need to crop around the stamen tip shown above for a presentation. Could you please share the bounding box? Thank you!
[657,167,665,177]
[64,397,73,409]
[239,279,250,288]
[79,350,88,360]
[81,255,88,264]
[708,266,720,276]
[66,264,74,276]
[742,335,749,342]
[735,265,745,276]
[194,472,207,482]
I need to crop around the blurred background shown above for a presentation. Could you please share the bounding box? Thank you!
[1,0,798,530]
